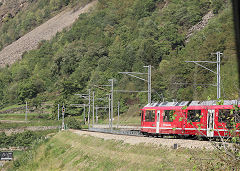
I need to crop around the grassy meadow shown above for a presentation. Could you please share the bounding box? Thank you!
[4,130,226,170]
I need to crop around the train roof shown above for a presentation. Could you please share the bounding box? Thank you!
[144,100,239,108]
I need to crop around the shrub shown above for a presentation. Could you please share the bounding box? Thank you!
[65,117,82,129]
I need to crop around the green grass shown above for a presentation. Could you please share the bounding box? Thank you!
[0,113,48,120]
[0,112,60,129]
[0,121,60,129]
[5,131,228,170]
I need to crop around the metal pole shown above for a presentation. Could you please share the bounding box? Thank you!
[62,103,65,130]
[117,101,120,128]
[92,91,95,126]
[110,79,114,131]
[84,104,86,124]
[217,52,219,99]
[96,107,98,123]
[88,89,90,127]
[148,65,151,104]
[108,94,111,129]
[58,104,60,121]
[219,53,221,99]
[25,101,28,121]
[217,52,221,99]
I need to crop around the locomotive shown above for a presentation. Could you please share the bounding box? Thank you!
[140,100,240,138]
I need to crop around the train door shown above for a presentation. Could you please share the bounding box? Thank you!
[207,110,215,137]
[156,110,160,134]
[181,110,186,134]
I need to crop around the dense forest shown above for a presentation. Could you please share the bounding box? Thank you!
[0,0,238,117]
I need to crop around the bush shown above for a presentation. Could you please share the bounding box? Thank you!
[65,117,82,129]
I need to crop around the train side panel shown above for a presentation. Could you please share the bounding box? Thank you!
[141,103,239,138]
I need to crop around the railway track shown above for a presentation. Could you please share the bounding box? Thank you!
[88,127,142,136]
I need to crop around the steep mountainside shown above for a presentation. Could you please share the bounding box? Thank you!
[0,0,93,51]
[0,0,237,118]
[0,1,97,67]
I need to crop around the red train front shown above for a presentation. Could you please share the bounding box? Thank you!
[141,100,240,138]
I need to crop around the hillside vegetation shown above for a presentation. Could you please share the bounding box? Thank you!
[0,0,238,120]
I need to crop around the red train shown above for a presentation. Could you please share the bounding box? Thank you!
[140,100,240,138]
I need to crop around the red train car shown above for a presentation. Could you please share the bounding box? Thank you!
[141,100,240,138]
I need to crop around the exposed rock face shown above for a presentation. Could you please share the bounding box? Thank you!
[0,1,97,68]
[185,11,214,43]
[0,0,29,26]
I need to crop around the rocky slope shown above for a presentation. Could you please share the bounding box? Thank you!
[0,0,29,27]
[0,0,97,68]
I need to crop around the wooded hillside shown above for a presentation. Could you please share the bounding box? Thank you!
[0,0,238,118]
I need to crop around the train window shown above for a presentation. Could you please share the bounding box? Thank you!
[145,110,155,122]
[187,110,201,122]
[218,109,240,123]
[218,109,240,128]
[141,111,144,121]
[163,110,174,122]
[218,109,231,123]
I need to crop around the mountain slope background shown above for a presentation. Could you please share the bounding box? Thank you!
[0,0,97,67]
[0,0,93,51]
[0,0,238,118]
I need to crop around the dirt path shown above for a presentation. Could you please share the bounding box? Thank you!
[70,129,216,150]
[0,0,98,67]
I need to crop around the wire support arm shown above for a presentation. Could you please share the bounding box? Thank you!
[119,72,147,82]
[173,83,217,86]
[70,104,86,106]
[114,90,148,93]
[185,61,217,63]
[118,72,147,75]
[186,61,217,74]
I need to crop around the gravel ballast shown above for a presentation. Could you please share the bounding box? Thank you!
[70,129,216,150]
